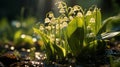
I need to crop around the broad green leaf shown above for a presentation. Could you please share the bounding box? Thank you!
[93,8,101,34]
[66,17,84,56]
[67,17,83,38]
[67,18,77,38]
[97,15,120,35]
[77,17,84,27]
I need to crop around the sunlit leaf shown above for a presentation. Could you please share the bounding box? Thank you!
[101,32,120,39]
[33,28,55,59]
[33,28,49,43]
[66,17,84,56]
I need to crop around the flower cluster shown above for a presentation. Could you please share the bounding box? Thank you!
[38,1,99,44]
[85,9,97,38]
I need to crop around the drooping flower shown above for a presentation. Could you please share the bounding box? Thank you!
[69,16,73,20]
[49,34,55,42]
[87,25,91,31]
[89,33,95,37]
[56,38,60,44]
[51,18,56,24]
[56,24,60,30]
[77,12,83,17]
[63,17,69,22]
[73,5,80,11]
[87,33,95,37]
[49,13,54,18]
[86,11,92,16]
[90,18,95,23]
[45,18,51,23]
[57,1,67,9]
[62,22,68,28]
[39,25,44,31]
[59,8,65,14]
[45,26,51,30]
[58,2,64,9]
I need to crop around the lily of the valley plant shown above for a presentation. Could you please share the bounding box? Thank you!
[33,1,120,63]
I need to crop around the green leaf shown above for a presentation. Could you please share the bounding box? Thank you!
[33,28,49,43]
[45,42,55,60]
[101,32,120,39]
[89,40,106,54]
[93,8,102,34]
[66,17,84,56]
[33,28,55,60]
[97,15,120,35]
[67,17,83,37]
[53,44,66,57]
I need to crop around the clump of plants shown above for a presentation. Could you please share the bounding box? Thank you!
[34,1,120,66]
